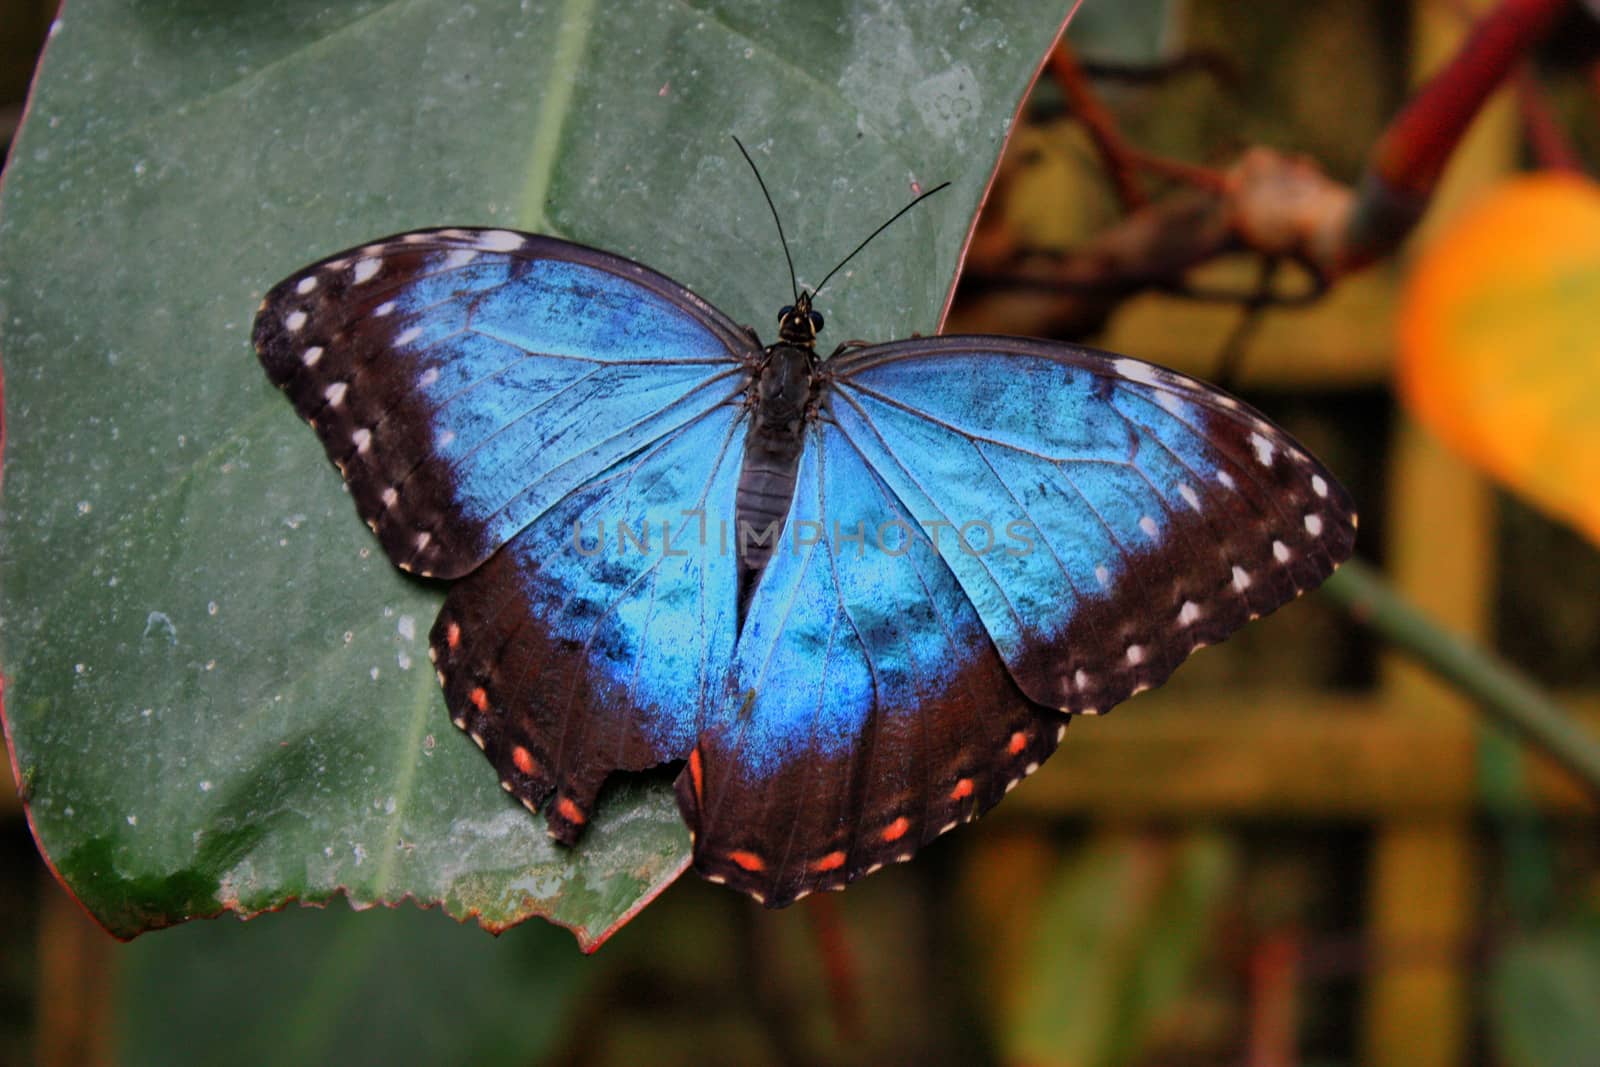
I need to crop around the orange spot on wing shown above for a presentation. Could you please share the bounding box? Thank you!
[470,687,489,711]
[511,746,535,775]
[688,746,704,801]
[729,850,766,872]
[556,797,586,825]
[881,816,910,842]
[950,778,974,800]
[1008,731,1027,754]
[812,850,847,873]
[446,621,461,649]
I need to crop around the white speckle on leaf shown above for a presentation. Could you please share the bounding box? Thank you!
[912,63,981,138]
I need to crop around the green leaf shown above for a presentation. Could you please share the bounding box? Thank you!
[1490,914,1600,1067]
[118,904,585,1066]
[1008,832,1234,1067]
[0,0,1074,945]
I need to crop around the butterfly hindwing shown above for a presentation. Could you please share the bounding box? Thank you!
[827,337,1357,717]
[431,407,748,839]
[253,228,757,578]
[677,422,1066,904]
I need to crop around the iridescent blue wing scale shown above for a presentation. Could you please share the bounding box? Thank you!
[825,336,1358,717]
[254,229,759,834]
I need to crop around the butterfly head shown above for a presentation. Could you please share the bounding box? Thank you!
[777,291,824,347]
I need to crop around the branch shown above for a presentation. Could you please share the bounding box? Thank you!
[1322,558,1600,798]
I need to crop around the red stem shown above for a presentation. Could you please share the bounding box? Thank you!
[1515,66,1585,171]
[1049,46,1150,210]
[1369,0,1571,196]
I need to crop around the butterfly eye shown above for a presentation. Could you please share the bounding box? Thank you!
[808,311,824,333]
[778,305,794,322]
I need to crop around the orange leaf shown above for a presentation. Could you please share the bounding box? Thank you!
[1399,173,1600,546]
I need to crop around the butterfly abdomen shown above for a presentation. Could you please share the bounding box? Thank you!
[735,342,816,621]
[735,432,803,619]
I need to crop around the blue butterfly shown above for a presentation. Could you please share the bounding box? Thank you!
[253,190,1355,907]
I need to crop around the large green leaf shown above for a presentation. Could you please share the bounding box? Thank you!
[0,0,1075,946]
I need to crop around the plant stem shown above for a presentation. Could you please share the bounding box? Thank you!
[1323,557,1600,797]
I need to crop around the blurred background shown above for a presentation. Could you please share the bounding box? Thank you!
[5,0,1600,1065]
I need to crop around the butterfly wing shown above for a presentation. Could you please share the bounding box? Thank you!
[432,405,747,838]
[253,228,755,579]
[826,336,1358,715]
[253,228,758,834]
[678,336,1355,905]
[676,422,1066,904]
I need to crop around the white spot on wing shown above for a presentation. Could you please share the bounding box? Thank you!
[374,300,396,317]
[395,325,422,346]
[1273,540,1290,562]
[1074,668,1089,690]
[1179,601,1200,625]
[1157,392,1184,416]
[475,230,525,251]
[1126,644,1144,665]
[1095,564,1110,588]
[352,257,381,284]
[1179,484,1200,510]
[323,381,348,407]
[295,276,317,294]
[1312,474,1329,498]
[1112,358,1161,386]
[1139,515,1158,537]
[382,487,398,508]
[285,310,307,332]
[301,346,324,367]
[1305,513,1324,536]
[443,248,478,269]
[352,428,372,453]
[1232,565,1251,591]
[419,367,439,387]
[1217,470,1237,490]
[1250,432,1275,466]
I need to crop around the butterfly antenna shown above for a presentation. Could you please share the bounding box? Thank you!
[733,136,800,305]
[812,180,951,298]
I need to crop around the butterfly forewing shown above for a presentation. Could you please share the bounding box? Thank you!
[253,228,758,579]
[826,337,1357,717]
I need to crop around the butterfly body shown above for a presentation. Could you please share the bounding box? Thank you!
[253,226,1356,906]
[735,312,820,619]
